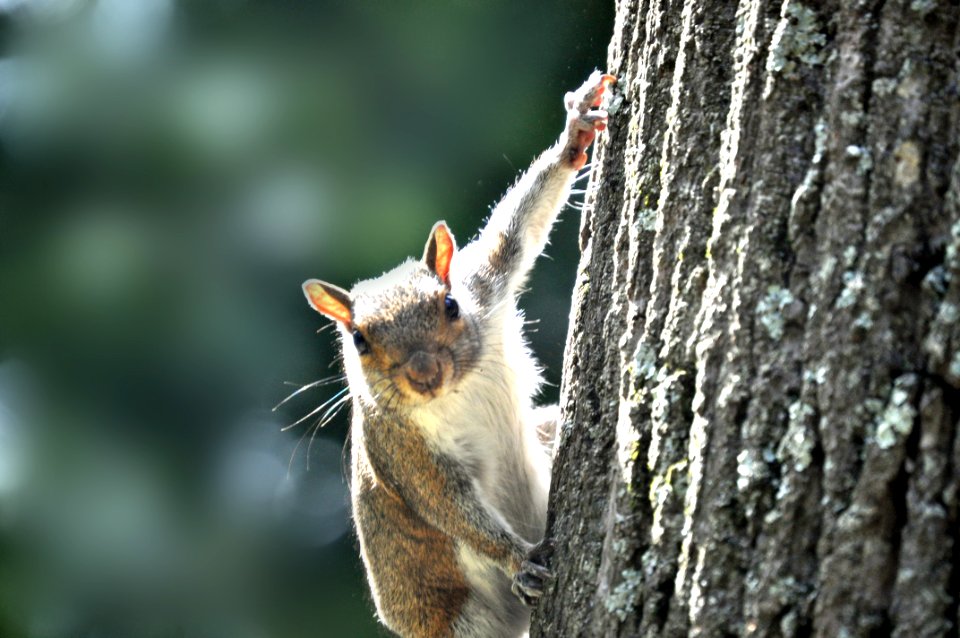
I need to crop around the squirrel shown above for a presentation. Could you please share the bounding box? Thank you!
[301,71,614,638]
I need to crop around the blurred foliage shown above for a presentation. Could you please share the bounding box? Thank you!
[0,1,612,636]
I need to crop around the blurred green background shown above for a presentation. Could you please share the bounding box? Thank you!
[0,1,612,636]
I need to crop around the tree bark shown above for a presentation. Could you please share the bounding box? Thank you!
[532,1,960,636]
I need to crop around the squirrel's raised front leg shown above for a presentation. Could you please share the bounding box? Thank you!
[464,72,615,302]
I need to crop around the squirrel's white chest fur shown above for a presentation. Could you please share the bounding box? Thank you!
[413,305,550,543]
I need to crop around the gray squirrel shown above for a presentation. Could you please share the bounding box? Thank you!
[302,71,614,638]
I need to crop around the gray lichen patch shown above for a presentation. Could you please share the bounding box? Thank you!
[606,90,625,115]
[843,246,858,268]
[757,286,795,340]
[874,376,918,449]
[922,265,947,295]
[778,401,816,472]
[852,312,873,331]
[835,271,865,309]
[939,302,960,325]
[604,568,643,621]
[636,207,657,232]
[872,77,898,96]
[943,222,960,293]
[910,0,937,16]
[839,110,863,128]
[815,255,838,288]
[950,351,960,380]
[802,365,829,386]
[736,449,770,491]
[765,2,826,83]
[632,342,658,383]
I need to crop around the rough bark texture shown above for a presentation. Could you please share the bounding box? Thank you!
[532,1,960,636]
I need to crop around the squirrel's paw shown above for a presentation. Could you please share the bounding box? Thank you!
[510,538,556,607]
[562,71,616,170]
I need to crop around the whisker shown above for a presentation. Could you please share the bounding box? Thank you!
[282,387,349,431]
[305,424,317,470]
[316,323,337,335]
[573,170,594,183]
[340,428,352,483]
[317,394,352,428]
[289,392,353,474]
[287,427,309,477]
[306,394,352,468]
[273,375,347,411]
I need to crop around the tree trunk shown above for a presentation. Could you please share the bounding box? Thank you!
[532,1,960,636]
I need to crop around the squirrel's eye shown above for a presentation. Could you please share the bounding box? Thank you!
[352,329,370,355]
[444,294,460,321]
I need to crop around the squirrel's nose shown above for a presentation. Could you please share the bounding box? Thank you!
[405,351,442,392]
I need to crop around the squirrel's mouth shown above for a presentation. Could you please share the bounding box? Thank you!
[406,369,443,395]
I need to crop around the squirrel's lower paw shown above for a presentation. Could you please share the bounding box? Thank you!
[511,538,557,607]
[563,71,615,170]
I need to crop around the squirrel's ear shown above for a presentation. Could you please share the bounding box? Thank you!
[303,279,352,325]
[423,221,456,286]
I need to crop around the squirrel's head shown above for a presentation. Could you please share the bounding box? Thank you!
[302,222,481,408]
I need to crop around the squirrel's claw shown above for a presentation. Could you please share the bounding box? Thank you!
[520,559,554,581]
[511,538,557,608]
[563,72,615,169]
[512,571,545,607]
[564,71,616,114]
